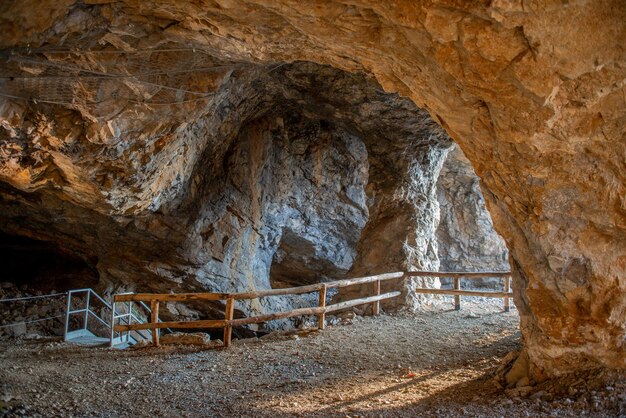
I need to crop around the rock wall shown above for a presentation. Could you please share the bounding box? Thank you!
[0,57,451,326]
[1,0,625,378]
[436,146,509,288]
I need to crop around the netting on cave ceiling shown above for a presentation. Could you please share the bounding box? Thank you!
[0,46,246,112]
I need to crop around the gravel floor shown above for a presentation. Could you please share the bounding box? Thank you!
[1,298,624,417]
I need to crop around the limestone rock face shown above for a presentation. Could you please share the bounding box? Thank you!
[1,0,625,378]
[436,146,509,287]
[0,56,451,324]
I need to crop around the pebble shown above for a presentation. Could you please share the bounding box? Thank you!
[530,390,546,400]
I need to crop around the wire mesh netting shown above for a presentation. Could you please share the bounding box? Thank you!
[0,47,244,109]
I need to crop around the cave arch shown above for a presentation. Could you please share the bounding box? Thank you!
[0,1,624,379]
[182,62,452,317]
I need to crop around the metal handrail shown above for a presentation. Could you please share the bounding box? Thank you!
[69,288,111,306]
[64,288,113,341]
[139,301,152,313]
[109,295,160,347]
[88,289,112,308]
[64,288,154,347]
[114,312,143,324]
[87,309,111,329]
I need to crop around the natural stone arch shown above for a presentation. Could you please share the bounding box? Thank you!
[1,0,624,379]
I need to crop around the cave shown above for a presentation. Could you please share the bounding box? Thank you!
[0,232,99,292]
[0,1,624,416]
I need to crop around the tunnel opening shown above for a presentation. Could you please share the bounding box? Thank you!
[0,232,100,338]
[436,146,510,290]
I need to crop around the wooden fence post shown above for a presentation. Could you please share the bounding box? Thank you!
[372,280,381,315]
[224,296,234,347]
[318,284,327,330]
[453,274,460,311]
[504,276,510,312]
[150,300,160,347]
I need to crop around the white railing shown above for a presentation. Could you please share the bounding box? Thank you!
[64,288,152,346]
[109,294,166,347]
[64,288,112,341]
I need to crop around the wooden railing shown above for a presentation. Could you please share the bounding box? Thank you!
[113,272,404,348]
[406,271,512,311]
[113,270,513,348]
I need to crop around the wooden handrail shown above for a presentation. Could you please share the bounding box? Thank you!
[112,271,404,347]
[113,271,404,304]
[115,319,227,332]
[229,291,400,327]
[115,292,230,302]
[411,271,513,312]
[231,271,404,299]
[414,289,512,297]
[112,270,513,348]
[113,292,400,332]
[405,271,511,278]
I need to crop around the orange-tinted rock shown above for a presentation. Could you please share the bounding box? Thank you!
[1,1,624,377]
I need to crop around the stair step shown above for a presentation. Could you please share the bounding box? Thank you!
[67,335,110,346]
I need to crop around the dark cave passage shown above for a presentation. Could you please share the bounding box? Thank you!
[0,232,99,292]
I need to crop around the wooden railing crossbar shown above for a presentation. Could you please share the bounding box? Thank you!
[113,272,405,348]
[408,271,512,312]
[405,271,511,278]
[112,270,513,348]
[114,271,404,303]
[114,291,401,334]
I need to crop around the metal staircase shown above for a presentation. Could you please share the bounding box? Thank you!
[63,288,153,348]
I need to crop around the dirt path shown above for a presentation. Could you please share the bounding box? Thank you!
[1,299,624,417]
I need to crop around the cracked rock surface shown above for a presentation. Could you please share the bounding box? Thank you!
[0,57,451,327]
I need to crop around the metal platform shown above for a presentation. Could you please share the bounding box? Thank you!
[65,330,110,346]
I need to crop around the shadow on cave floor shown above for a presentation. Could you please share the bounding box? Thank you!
[0,299,623,417]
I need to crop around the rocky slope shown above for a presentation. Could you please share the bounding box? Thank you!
[0,0,625,379]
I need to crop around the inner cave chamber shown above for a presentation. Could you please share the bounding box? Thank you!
[0,0,624,383]
[1,58,459,320]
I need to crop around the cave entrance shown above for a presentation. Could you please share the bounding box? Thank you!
[0,232,99,293]
[435,146,510,291]
[248,66,511,308]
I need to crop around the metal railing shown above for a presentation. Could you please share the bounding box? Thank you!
[63,288,153,347]
[0,292,66,331]
[64,288,113,341]
[109,295,154,347]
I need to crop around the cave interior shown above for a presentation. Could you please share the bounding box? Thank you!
[0,1,624,416]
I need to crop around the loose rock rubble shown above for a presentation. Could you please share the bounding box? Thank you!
[0,283,67,339]
[1,299,623,417]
